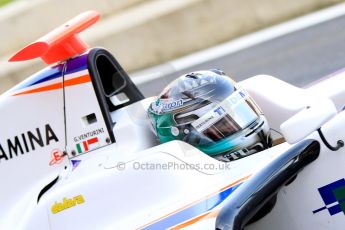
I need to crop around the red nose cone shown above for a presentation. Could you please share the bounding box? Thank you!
[9,10,100,64]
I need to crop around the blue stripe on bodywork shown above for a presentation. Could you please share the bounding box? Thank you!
[143,182,242,230]
[10,63,64,92]
[65,53,88,75]
[10,54,88,92]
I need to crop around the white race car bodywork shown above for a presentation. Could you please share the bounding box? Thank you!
[1,11,345,230]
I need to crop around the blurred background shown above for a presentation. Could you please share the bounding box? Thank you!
[0,0,343,94]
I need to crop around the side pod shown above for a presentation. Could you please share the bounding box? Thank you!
[215,139,320,230]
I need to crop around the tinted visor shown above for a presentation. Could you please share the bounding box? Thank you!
[202,114,240,141]
[189,88,259,144]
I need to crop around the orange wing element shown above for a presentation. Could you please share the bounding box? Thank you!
[9,11,100,65]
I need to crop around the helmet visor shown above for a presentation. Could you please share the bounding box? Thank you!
[189,88,260,142]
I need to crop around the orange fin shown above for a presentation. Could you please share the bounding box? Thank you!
[9,10,100,64]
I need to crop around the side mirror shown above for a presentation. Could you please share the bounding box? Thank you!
[280,98,337,144]
[103,72,127,97]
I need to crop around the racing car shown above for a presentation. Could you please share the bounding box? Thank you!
[0,11,345,230]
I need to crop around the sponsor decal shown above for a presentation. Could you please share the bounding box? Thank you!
[76,137,99,154]
[49,149,65,166]
[171,127,179,136]
[151,100,162,113]
[152,99,184,113]
[192,106,226,132]
[313,178,345,215]
[214,107,225,116]
[221,142,264,161]
[0,124,59,163]
[221,89,248,112]
[162,99,183,111]
[51,195,85,214]
[71,159,81,170]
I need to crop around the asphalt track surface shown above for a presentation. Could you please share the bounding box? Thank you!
[136,14,345,97]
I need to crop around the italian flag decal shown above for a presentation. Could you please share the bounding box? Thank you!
[76,137,99,154]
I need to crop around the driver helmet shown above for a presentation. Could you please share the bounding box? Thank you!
[148,70,272,162]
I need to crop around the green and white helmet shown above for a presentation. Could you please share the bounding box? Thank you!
[148,70,272,162]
